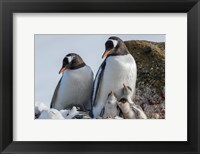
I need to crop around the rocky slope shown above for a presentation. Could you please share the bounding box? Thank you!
[125,40,165,119]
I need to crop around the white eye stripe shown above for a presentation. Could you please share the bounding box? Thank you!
[108,39,118,48]
[67,56,73,63]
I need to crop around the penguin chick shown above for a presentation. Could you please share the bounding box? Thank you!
[119,85,147,119]
[121,84,135,105]
[132,105,147,119]
[101,91,119,119]
[117,98,136,119]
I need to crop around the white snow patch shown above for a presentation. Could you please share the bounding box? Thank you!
[114,116,124,119]
[38,108,64,119]
[35,102,49,118]
[35,102,81,119]
[61,106,79,119]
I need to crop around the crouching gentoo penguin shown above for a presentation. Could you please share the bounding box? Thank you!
[50,53,93,111]
[92,36,137,118]
[101,91,119,119]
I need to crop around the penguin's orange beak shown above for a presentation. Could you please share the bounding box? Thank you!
[59,66,68,74]
[102,50,110,59]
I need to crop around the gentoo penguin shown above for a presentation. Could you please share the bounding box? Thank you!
[101,91,119,119]
[50,53,93,111]
[92,36,137,118]
[117,97,137,119]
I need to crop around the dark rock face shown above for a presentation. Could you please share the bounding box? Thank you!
[125,40,165,119]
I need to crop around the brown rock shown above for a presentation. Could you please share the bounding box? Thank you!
[125,40,165,119]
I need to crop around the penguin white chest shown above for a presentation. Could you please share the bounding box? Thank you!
[55,66,93,110]
[103,103,118,118]
[103,54,137,98]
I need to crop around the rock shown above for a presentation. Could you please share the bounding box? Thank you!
[144,46,152,53]
[151,113,160,119]
[125,40,165,119]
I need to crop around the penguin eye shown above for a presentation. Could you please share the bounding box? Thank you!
[105,40,114,50]
[106,39,118,50]
[63,57,69,65]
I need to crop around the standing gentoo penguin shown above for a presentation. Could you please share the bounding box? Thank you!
[50,53,93,111]
[92,36,137,118]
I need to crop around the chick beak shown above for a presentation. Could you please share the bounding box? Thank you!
[111,90,114,95]
[123,83,126,88]
[102,50,110,59]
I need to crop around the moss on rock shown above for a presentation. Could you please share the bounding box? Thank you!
[125,40,165,119]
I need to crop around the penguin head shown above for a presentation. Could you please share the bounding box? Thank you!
[102,36,129,58]
[117,97,130,113]
[59,53,86,74]
[122,84,132,96]
[119,97,128,104]
[107,91,117,105]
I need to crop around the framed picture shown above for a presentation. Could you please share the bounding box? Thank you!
[0,0,199,153]
[34,34,165,121]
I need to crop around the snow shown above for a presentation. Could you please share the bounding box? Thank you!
[60,106,79,119]
[38,108,65,119]
[35,102,49,118]
[35,102,147,120]
[35,102,88,119]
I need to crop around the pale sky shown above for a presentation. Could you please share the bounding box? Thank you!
[35,34,165,107]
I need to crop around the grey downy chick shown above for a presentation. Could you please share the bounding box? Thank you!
[120,83,147,119]
[117,97,137,119]
[122,84,135,105]
[132,105,147,119]
[101,91,119,119]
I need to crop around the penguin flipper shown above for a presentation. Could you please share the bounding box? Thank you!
[117,107,120,116]
[92,61,106,106]
[50,77,62,108]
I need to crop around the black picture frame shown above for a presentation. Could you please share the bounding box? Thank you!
[0,0,200,153]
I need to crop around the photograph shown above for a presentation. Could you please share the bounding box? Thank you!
[2,0,200,152]
[34,34,165,120]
